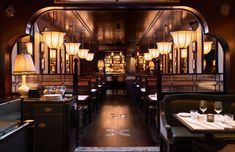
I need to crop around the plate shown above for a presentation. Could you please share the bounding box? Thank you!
[178,112,191,117]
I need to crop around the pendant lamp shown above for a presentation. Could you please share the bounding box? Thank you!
[86,53,94,61]
[156,42,173,54]
[42,11,65,49]
[42,31,65,49]
[65,43,81,56]
[78,49,89,59]
[149,48,159,58]
[170,30,193,49]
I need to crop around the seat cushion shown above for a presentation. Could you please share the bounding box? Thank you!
[214,134,235,140]
[171,127,204,143]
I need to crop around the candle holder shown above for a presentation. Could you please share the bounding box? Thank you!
[207,114,214,122]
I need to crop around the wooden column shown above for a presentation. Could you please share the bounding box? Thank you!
[73,58,78,95]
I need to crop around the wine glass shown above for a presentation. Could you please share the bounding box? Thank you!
[214,101,223,114]
[214,101,223,121]
[199,100,207,114]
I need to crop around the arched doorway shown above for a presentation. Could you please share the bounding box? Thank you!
[11,6,226,95]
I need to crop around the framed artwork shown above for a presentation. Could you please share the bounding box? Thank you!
[40,42,45,54]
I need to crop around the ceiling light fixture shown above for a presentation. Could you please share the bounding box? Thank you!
[170,30,193,49]
[86,53,94,61]
[42,11,65,49]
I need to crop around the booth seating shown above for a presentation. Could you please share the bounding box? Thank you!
[77,77,92,127]
[0,99,33,152]
[135,75,147,110]
[145,76,158,126]
[97,75,106,99]
[160,93,235,152]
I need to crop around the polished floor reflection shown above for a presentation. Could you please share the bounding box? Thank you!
[79,95,156,146]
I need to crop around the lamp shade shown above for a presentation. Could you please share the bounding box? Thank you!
[13,54,36,74]
[97,60,104,70]
[86,53,94,61]
[144,53,152,61]
[42,31,65,49]
[156,42,172,54]
[204,42,213,54]
[78,49,89,59]
[65,42,81,56]
[149,48,159,58]
[170,30,193,48]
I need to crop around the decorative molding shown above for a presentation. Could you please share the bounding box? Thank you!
[55,0,180,3]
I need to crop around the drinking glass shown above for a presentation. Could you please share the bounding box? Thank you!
[190,109,198,119]
[224,113,234,125]
[214,101,223,115]
[199,100,207,114]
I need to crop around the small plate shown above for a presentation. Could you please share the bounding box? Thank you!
[178,112,191,117]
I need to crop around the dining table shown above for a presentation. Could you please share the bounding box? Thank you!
[174,113,235,145]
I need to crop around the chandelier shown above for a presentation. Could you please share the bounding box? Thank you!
[78,49,89,59]
[42,31,65,49]
[156,42,172,54]
[148,48,159,58]
[170,30,193,49]
[86,53,94,61]
[204,42,213,54]
[65,42,81,56]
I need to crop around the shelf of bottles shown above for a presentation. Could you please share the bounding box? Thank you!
[104,52,125,74]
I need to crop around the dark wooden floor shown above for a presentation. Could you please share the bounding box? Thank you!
[79,95,156,147]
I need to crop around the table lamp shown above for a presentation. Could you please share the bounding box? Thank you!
[13,54,36,97]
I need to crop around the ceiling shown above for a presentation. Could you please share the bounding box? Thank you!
[36,9,198,53]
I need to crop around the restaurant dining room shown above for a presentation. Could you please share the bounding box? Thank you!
[1,0,235,152]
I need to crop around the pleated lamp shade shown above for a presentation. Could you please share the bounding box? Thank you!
[65,42,81,56]
[156,42,172,54]
[170,30,193,49]
[86,53,94,61]
[13,54,36,75]
[78,49,89,59]
[42,31,65,49]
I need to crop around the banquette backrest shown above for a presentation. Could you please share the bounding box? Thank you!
[163,93,235,126]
